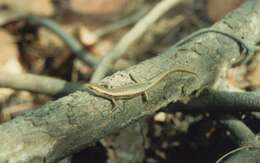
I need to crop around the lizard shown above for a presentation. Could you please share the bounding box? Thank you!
[86,69,198,107]
[87,28,259,107]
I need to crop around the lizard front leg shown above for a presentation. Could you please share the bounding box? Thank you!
[110,97,120,109]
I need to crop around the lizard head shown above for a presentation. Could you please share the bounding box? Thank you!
[86,83,109,96]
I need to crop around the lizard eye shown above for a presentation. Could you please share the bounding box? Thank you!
[86,84,95,90]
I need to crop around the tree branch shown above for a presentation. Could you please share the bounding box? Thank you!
[217,115,257,146]
[0,0,260,162]
[0,10,99,67]
[0,71,83,97]
[27,15,99,67]
[91,0,184,82]
[2,73,260,113]
[94,6,149,38]
[172,90,260,112]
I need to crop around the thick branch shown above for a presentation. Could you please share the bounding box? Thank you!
[1,1,260,162]
[2,73,260,112]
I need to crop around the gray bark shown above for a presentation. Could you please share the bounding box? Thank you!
[1,0,260,162]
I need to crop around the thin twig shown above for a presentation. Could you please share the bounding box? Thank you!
[0,71,84,96]
[0,10,99,67]
[27,15,99,67]
[217,115,257,146]
[216,146,257,163]
[171,90,260,112]
[94,6,150,38]
[91,0,184,82]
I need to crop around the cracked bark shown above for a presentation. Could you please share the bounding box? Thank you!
[1,0,260,162]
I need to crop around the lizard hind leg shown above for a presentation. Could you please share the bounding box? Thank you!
[111,97,120,109]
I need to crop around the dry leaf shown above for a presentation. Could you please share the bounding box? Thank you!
[246,55,260,88]
[0,29,23,103]
[70,0,127,16]
[78,26,98,46]
[207,0,245,22]
[154,112,167,122]
[91,39,113,58]
[226,66,249,89]
[0,0,54,16]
